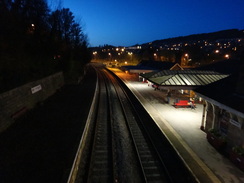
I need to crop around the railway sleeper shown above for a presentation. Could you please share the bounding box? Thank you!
[144,167,162,174]
[92,163,110,170]
[139,150,152,155]
[94,149,108,153]
[142,161,161,167]
[140,154,154,158]
[147,176,165,182]
[88,175,111,183]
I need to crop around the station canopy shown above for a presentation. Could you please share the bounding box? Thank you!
[140,70,229,89]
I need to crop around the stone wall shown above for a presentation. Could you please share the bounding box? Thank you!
[0,72,64,133]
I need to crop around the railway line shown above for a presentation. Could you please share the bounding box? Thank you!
[69,64,198,183]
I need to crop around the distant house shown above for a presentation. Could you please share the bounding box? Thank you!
[169,63,184,70]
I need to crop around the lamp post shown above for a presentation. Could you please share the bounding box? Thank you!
[128,52,133,63]
[182,53,189,66]
[185,53,189,61]
[93,51,97,60]
[108,53,112,61]
[154,53,157,60]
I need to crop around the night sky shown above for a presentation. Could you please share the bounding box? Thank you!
[48,0,244,47]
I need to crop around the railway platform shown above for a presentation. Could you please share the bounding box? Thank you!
[109,67,244,183]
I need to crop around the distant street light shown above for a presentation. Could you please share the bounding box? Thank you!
[93,51,97,60]
[154,53,157,60]
[182,53,189,66]
[108,53,112,61]
[128,52,133,61]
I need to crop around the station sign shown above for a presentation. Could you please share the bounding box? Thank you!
[31,84,42,94]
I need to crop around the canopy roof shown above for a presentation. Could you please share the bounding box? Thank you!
[140,70,229,87]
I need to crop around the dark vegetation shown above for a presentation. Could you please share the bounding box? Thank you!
[0,0,91,92]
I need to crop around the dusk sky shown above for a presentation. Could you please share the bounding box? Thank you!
[48,0,244,47]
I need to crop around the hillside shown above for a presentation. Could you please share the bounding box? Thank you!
[141,29,244,47]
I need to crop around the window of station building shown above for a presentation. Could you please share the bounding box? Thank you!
[230,113,238,123]
[229,113,243,129]
[230,113,242,129]
[219,110,230,135]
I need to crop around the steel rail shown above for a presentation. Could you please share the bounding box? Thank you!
[107,69,172,183]
[106,68,198,183]
[70,64,197,183]
[86,69,115,182]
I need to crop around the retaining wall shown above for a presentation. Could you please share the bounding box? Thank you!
[0,72,64,133]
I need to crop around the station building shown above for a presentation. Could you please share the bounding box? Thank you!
[121,60,175,75]
[125,59,244,161]
[195,70,244,151]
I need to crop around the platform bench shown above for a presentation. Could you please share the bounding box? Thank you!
[174,100,195,108]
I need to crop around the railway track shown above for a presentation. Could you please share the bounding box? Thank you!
[70,64,197,183]
[86,68,114,182]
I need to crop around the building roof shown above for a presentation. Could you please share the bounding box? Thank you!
[194,73,244,117]
[140,70,229,89]
[121,60,175,73]
[170,63,184,70]
[194,59,243,74]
